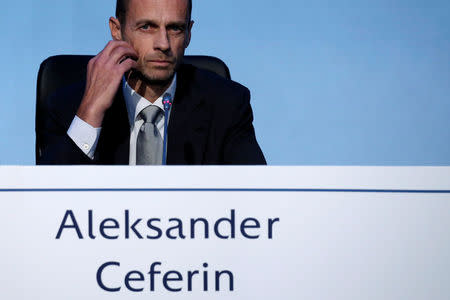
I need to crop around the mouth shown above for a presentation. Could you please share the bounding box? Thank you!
[147,60,173,67]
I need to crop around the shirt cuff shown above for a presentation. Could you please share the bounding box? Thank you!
[67,115,102,160]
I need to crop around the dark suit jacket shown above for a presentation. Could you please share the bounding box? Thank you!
[37,64,266,165]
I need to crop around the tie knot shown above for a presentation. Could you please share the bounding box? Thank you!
[140,106,163,124]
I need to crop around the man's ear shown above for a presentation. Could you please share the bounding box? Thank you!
[184,20,194,48]
[109,17,123,41]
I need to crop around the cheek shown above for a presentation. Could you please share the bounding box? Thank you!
[124,33,149,58]
[134,41,154,61]
[172,37,189,54]
[129,41,143,57]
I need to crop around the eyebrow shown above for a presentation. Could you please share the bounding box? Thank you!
[135,19,187,28]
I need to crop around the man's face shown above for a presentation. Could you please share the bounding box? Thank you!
[118,0,192,84]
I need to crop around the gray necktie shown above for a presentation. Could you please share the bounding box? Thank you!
[136,106,164,165]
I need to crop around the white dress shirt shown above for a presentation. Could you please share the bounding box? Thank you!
[67,74,177,164]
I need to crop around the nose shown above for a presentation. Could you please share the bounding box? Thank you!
[154,28,170,52]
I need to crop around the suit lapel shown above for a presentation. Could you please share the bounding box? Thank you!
[167,65,210,165]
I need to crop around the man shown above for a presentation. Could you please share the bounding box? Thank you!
[38,0,265,165]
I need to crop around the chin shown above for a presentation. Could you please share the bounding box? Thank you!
[142,68,175,85]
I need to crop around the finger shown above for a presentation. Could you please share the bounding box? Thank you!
[117,58,138,74]
[101,40,135,57]
[87,56,96,70]
[109,46,138,65]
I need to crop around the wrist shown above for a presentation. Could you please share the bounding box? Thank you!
[76,100,105,128]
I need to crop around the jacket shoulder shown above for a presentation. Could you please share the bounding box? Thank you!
[180,64,250,106]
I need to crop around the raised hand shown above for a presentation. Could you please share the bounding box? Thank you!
[76,41,138,127]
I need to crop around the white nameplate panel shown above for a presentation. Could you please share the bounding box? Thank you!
[1,166,449,299]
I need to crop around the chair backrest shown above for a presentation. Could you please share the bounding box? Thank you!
[35,55,231,162]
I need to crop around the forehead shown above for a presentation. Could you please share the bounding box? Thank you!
[127,0,189,22]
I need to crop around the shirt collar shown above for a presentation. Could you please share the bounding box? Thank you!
[122,74,177,127]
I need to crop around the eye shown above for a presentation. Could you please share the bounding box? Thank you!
[168,25,185,34]
[139,23,156,31]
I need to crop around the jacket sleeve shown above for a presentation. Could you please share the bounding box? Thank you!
[37,113,94,165]
[36,83,95,165]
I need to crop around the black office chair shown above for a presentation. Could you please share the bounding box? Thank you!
[35,55,231,163]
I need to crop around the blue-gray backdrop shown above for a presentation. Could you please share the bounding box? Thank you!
[1,0,449,165]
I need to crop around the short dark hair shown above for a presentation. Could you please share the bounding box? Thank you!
[116,0,192,24]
